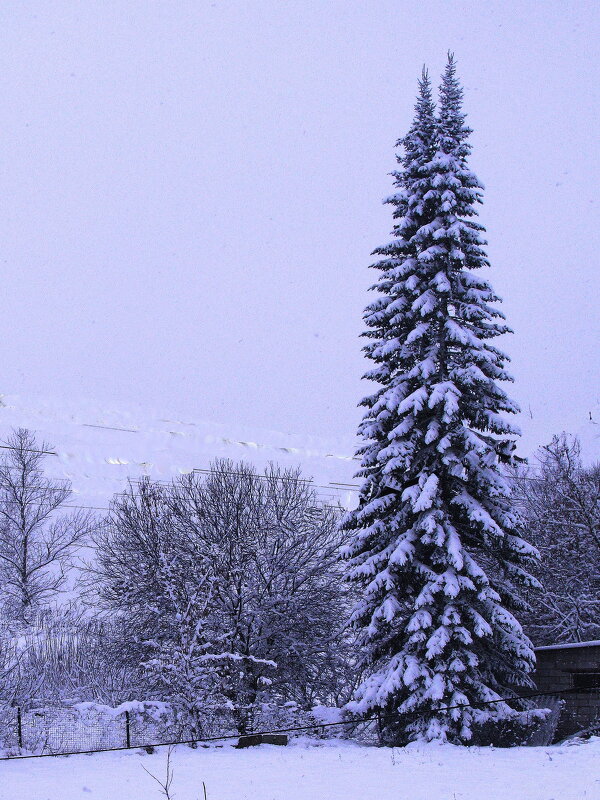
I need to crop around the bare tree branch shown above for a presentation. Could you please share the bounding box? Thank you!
[511,434,600,644]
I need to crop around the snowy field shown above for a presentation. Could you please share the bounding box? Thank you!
[0,393,359,510]
[3,738,599,800]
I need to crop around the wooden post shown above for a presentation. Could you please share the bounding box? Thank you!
[16,707,23,749]
[125,710,131,748]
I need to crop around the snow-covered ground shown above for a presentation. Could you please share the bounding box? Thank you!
[3,738,599,800]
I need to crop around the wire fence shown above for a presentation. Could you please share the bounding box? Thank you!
[1,686,598,760]
[1,704,208,757]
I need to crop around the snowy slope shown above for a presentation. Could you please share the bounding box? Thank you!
[2,738,599,800]
[0,393,361,512]
[0,391,595,519]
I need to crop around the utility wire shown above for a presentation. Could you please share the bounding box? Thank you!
[0,442,570,488]
[0,444,56,456]
[0,446,595,528]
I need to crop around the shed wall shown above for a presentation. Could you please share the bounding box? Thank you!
[534,643,600,738]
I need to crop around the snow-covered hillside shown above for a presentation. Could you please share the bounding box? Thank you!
[0,393,361,512]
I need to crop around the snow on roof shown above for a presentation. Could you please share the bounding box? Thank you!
[535,640,600,652]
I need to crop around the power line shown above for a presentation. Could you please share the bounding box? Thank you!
[0,442,359,492]
[0,444,595,524]
[0,444,57,456]
[81,424,139,434]
[0,441,569,488]
[191,467,359,493]
[64,504,110,512]
[64,501,344,514]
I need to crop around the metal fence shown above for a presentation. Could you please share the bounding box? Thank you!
[1,705,196,756]
[0,705,305,757]
[1,688,599,758]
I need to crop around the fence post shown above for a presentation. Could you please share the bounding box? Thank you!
[16,707,23,749]
[125,710,131,748]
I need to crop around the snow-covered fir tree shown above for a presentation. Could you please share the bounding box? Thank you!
[343,56,539,744]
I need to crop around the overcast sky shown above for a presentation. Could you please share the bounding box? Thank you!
[0,2,598,459]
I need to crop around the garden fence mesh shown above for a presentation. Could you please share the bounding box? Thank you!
[0,687,598,758]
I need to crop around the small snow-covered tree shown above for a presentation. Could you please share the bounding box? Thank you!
[343,57,538,744]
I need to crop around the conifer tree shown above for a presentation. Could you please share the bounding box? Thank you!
[343,56,539,744]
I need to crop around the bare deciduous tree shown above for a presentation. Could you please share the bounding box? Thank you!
[169,461,350,730]
[512,434,600,645]
[0,428,94,622]
[91,460,351,735]
[89,476,232,737]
